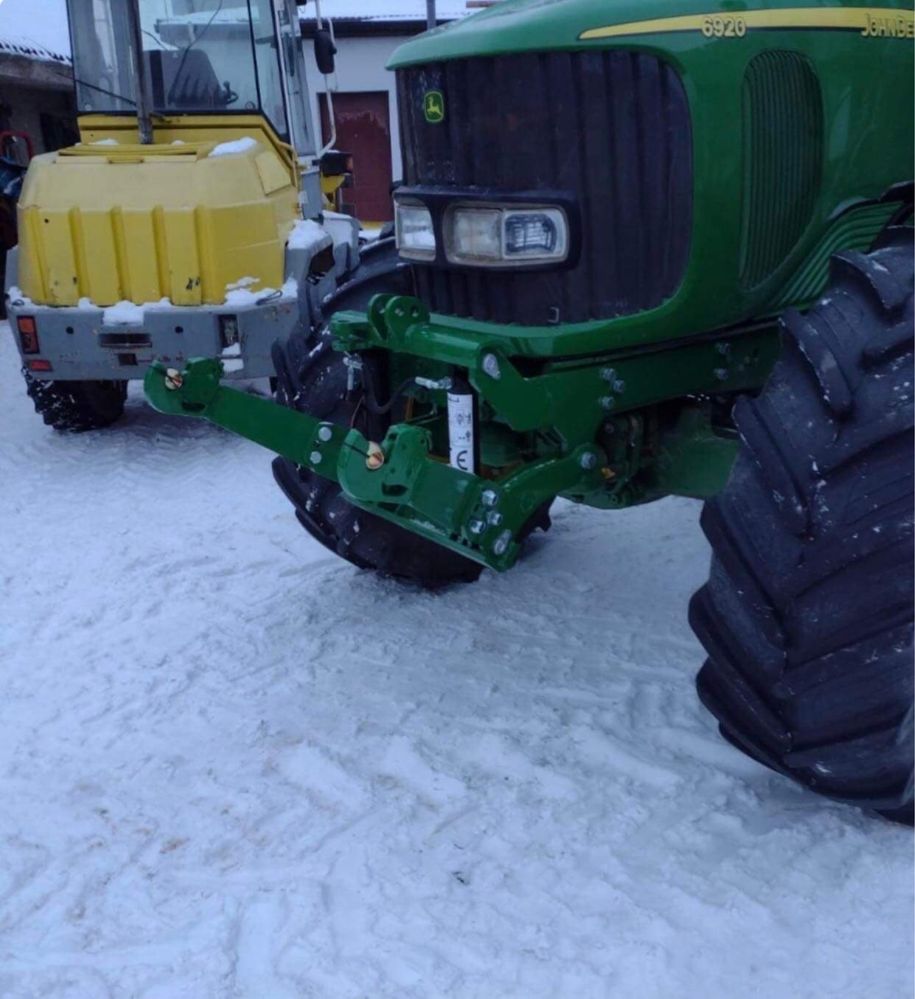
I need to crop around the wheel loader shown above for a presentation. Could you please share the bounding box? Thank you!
[5,0,369,431]
[13,0,915,822]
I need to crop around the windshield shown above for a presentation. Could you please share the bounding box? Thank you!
[68,0,289,138]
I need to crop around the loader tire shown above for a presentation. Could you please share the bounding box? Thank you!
[689,231,914,823]
[25,373,127,432]
[271,241,488,587]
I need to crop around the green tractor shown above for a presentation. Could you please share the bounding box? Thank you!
[145,0,914,821]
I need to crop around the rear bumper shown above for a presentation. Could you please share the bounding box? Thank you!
[6,293,300,381]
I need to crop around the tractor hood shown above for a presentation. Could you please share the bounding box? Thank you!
[388,0,915,66]
[388,0,693,66]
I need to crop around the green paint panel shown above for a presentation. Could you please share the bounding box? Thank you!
[389,0,912,349]
[739,50,824,289]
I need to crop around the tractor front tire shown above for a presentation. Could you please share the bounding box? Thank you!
[270,242,486,588]
[690,233,914,822]
[25,374,127,432]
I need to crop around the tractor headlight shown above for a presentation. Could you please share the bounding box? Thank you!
[447,207,503,264]
[446,204,569,268]
[395,201,436,261]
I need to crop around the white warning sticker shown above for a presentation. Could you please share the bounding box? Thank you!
[447,391,476,473]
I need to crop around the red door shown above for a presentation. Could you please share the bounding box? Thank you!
[320,91,393,224]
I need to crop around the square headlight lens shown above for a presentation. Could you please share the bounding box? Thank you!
[445,204,569,268]
[395,202,436,261]
[446,207,503,263]
[503,209,568,261]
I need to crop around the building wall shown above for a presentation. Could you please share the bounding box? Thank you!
[304,34,412,183]
[0,83,76,154]
[0,55,75,154]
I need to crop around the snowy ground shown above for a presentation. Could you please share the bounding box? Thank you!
[0,326,912,999]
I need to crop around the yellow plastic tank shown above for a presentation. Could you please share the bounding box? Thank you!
[17,116,300,308]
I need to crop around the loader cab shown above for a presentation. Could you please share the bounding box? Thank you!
[67,0,317,157]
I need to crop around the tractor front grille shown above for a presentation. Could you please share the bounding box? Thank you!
[739,51,824,290]
[397,51,693,326]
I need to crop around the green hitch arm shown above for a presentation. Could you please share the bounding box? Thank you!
[144,358,352,471]
[143,359,607,571]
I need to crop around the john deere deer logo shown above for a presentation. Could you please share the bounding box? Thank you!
[423,90,445,124]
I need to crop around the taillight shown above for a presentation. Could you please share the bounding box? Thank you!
[26,359,52,372]
[17,316,39,354]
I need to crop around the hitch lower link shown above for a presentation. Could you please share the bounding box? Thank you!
[144,350,606,572]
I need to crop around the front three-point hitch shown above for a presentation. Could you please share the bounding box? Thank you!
[145,293,777,571]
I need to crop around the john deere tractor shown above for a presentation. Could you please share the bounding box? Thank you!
[4,0,374,431]
[20,0,915,820]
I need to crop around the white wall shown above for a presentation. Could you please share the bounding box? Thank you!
[304,34,412,182]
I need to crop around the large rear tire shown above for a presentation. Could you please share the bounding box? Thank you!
[25,374,127,432]
[689,232,914,822]
[271,241,489,588]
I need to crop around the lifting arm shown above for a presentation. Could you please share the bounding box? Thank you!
[144,358,603,572]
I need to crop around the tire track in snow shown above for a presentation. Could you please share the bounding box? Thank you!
[1,329,912,999]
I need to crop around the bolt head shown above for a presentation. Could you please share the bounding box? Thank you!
[482,353,502,380]
[486,510,503,527]
[600,396,616,411]
[317,424,333,442]
[492,530,512,556]
[714,368,729,381]
[579,451,598,470]
[612,379,626,394]
[469,518,486,536]
[481,489,498,507]
[601,367,616,382]
[309,450,323,465]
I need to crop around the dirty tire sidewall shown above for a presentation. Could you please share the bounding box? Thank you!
[689,231,914,823]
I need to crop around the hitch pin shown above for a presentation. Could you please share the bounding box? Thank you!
[365,442,385,470]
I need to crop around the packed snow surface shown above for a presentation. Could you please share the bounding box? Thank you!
[0,327,912,998]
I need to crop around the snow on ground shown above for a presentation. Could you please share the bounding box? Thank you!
[0,326,912,999]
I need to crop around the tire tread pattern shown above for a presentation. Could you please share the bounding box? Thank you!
[690,236,914,820]
[25,374,127,432]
